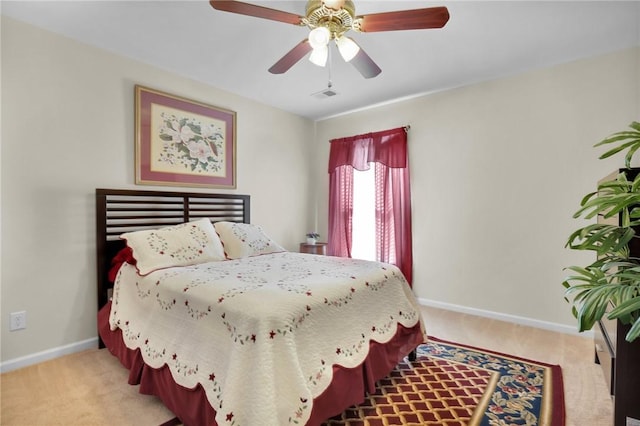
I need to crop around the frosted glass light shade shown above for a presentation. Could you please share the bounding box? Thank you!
[323,0,346,10]
[309,46,328,66]
[308,27,331,49]
[336,36,360,62]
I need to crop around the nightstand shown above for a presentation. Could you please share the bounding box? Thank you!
[299,242,327,255]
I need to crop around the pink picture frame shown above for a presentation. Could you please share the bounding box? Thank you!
[135,85,236,188]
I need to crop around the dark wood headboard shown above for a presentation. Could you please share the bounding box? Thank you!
[96,188,250,313]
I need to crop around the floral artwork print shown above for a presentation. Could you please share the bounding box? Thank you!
[156,111,225,175]
[135,85,236,188]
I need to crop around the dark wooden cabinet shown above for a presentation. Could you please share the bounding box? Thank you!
[595,168,640,426]
[595,313,640,426]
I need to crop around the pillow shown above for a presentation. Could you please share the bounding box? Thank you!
[108,246,136,282]
[121,218,226,275]
[214,221,285,259]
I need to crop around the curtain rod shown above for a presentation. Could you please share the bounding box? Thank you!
[330,126,411,143]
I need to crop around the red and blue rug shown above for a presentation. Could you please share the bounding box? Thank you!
[323,336,565,426]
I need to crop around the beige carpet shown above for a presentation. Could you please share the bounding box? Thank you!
[1,305,613,426]
[0,348,174,426]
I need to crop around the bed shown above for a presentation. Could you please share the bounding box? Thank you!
[96,188,425,426]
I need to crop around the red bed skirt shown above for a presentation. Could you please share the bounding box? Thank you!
[98,301,424,426]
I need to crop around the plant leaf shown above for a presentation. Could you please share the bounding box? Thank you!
[608,296,640,319]
[625,317,640,342]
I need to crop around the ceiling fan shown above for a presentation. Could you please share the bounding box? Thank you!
[209,0,449,79]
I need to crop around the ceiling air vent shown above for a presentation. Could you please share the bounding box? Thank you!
[311,88,338,99]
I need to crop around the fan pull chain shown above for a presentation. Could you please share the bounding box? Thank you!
[327,45,333,89]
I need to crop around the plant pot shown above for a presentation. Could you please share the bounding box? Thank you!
[306,238,316,245]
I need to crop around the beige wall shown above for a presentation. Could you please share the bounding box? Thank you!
[0,17,315,364]
[313,47,640,331]
[2,13,639,367]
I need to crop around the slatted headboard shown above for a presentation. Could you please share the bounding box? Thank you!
[96,188,250,313]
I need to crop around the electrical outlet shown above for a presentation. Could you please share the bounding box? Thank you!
[10,311,26,331]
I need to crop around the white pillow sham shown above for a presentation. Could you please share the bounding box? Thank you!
[121,218,226,275]
[214,221,285,259]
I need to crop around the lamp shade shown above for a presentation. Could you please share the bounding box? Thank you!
[323,0,345,10]
[308,27,331,49]
[336,36,360,62]
[309,45,328,66]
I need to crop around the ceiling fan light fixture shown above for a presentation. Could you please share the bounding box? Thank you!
[322,0,346,10]
[309,45,329,66]
[209,0,450,79]
[308,26,331,49]
[335,35,360,62]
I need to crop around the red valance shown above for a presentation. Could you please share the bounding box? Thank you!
[328,127,407,172]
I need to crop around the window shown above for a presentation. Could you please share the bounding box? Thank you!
[351,167,376,261]
[327,127,414,285]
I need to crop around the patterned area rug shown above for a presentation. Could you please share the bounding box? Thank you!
[160,337,565,426]
[323,337,565,426]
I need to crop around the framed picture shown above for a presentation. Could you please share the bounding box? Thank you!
[135,85,236,188]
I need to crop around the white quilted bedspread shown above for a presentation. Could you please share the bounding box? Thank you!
[110,252,424,426]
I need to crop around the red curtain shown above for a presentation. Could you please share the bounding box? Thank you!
[328,128,408,171]
[328,165,354,259]
[327,127,413,285]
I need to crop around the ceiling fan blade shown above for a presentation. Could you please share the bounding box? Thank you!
[349,46,382,79]
[358,6,450,32]
[209,0,303,25]
[268,39,313,74]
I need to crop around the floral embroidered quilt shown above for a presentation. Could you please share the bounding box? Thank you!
[109,252,424,426]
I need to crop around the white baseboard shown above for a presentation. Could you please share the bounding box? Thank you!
[0,337,99,373]
[418,297,594,339]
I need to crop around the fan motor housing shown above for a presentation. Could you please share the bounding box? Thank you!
[304,0,357,37]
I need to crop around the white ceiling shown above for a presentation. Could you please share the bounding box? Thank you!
[2,1,639,120]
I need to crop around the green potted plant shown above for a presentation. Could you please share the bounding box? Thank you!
[563,121,640,342]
